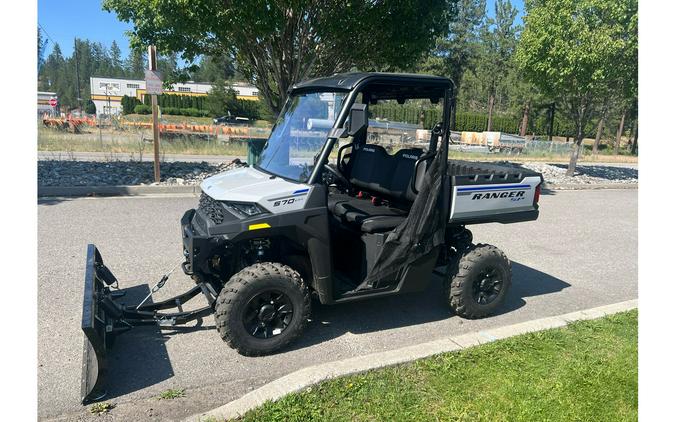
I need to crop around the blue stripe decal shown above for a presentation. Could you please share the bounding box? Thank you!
[292,188,310,194]
[457,184,531,192]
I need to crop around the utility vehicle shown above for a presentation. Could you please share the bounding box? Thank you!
[81,72,543,403]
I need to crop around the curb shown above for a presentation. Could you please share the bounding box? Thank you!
[543,182,638,190]
[186,299,637,422]
[37,182,637,198]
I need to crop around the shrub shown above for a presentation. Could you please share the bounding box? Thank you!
[134,104,152,114]
[121,95,142,114]
[85,100,96,115]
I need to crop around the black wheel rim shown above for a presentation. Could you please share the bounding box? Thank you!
[243,290,294,339]
[472,266,503,305]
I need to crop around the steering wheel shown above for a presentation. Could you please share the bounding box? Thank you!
[322,163,350,188]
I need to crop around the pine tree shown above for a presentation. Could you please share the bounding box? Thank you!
[126,46,147,79]
[109,41,123,77]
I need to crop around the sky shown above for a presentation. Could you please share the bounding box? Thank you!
[38,0,525,60]
[38,0,133,58]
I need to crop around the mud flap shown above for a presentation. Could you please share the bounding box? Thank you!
[81,244,120,404]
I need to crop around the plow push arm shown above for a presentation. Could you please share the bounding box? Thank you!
[80,244,216,404]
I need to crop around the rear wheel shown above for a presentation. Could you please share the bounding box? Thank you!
[215,262,310,356]
[446,244,511,319]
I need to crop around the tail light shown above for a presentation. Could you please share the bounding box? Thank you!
[534,184,542,205]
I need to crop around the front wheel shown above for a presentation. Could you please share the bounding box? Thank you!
[214,262,311,356]
[446,244,512,319]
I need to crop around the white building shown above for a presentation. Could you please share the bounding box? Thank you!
[37,91,58,115]
[89,77,259,116]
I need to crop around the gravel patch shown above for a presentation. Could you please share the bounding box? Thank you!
[38,159,244,187]
[497,161,638,185]
[37,159,637,188]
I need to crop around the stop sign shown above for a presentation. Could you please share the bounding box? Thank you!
[49,97,58,107]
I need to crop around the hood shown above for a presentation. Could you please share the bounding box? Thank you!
[200,166,309,205]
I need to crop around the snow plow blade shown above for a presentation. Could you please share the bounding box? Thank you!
[80,244,217,404]
[81,244,120,404]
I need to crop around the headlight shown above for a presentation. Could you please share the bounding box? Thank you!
[222,202,269,218]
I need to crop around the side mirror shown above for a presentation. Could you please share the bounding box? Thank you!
[347,103,368,137]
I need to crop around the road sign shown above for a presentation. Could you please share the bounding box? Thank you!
[49,97,58,107]
[145,69,163,95]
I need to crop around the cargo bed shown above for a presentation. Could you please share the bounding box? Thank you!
[447,160,543,225]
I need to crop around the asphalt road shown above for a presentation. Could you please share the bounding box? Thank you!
[38,189,637,421]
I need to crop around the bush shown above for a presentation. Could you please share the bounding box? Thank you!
[206,80,261,120]
[161,107,177,115]
[368,103,580,136]
[134,104,152,114]
[158,107,210,117]
[121,95,142,114]
[85,100,96,115]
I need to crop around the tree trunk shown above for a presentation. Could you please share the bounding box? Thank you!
[547,103,556,141]
[566,99,591,177]
[449,95,458,132]
[614,108,626,155]
[592,109,607,156]
[519,101,530,137]
[630,119,638,155]
[567,126,584,176]
[486,93,495,132]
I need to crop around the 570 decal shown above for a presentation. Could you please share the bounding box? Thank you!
[272,198,297,207]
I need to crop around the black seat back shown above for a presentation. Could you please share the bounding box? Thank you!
[346,144,425,203]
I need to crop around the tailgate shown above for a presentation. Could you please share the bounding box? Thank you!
[449,175,542,224]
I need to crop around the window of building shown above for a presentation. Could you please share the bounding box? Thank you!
[178,87,191,92]
[99,82,120,91]
[127,83,140,89]
[251,91,259,97]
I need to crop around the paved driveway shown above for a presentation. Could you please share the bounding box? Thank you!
[38,189,637,420]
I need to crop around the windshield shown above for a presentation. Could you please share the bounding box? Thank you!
[256,91,347,182]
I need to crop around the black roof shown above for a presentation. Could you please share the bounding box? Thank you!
[290,72,454,94]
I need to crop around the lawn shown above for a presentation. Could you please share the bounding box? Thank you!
[238,310,637,422]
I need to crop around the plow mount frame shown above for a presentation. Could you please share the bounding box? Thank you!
[80,244,217,404]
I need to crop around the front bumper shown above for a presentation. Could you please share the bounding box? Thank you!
[180,209,227,276]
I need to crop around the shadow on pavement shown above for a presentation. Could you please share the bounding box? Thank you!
[38,197,73,206]
[99,285,174,401]
[549,163,638,180]
[288,260,570,351]
[93,261,570,395]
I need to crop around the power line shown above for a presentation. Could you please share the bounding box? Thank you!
[37,22,57,47]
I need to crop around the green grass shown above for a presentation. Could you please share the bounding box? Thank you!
[158,388,186,400]
[89,402,114,415]
[238,310,637,422]
[123,113,274,128]
[38,126,248,157]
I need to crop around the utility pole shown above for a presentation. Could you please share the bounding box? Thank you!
[148,46,161,183]
[74,38,82,112]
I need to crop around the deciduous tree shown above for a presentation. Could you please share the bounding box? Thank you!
[516,0,638,175]
[103,0,453,114]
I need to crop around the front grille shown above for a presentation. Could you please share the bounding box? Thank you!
[198,193,226,224]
